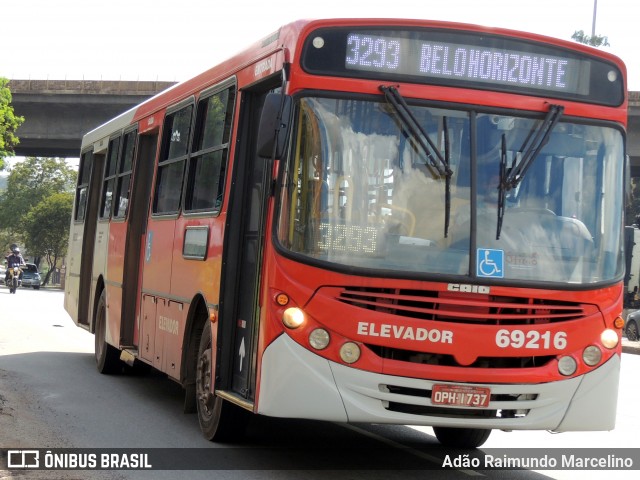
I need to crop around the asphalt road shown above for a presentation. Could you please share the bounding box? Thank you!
[1,287,638,480]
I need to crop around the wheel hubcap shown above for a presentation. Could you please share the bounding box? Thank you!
[197,348,215,416]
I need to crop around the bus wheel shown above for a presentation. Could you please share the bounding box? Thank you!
[95,291,121,374]
[432,426,491,448]
[196,322,249,441]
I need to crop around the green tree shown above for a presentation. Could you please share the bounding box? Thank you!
[571,29,610,47]
[23,192,73,285]
[0,77,24,171]
[0,157,76,236]
[0,157,76,258]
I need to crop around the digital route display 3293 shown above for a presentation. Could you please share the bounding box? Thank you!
[344,32,590,95]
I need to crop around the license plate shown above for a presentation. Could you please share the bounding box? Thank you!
[431,384,491,408]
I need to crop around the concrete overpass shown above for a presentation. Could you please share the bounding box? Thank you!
[7,79,640,174]
[8,79,176,157]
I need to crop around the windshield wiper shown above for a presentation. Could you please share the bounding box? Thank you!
[502,104,564,190]
[380,85,452,177]
[497,133,508,240]
[443,116,451,238]
[380,85,453,237]
[496,104,564,239]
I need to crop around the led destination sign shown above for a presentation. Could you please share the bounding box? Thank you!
[302,27,624,105]
[345,33,588,95]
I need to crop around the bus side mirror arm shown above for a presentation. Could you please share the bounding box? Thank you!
[257,92,293,159]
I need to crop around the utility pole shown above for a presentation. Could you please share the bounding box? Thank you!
[591,0,598,38]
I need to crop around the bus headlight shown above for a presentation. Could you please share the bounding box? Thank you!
[309,329,330,350]
[339,342,361,364]
[558,356,577,376]
[600,329,619,349]
[582,345,602,366]
[282,307,305,329]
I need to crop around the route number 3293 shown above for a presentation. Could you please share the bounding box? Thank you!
[495,329,567,349]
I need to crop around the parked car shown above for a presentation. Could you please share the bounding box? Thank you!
[626,310,640,342]
[21,263,41,290]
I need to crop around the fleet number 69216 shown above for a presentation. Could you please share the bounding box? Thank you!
[496,329,567,349]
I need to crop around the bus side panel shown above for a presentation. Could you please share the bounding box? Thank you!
[91,218,110,307]
[107,221,127,287]
[138,218,175,369]
[143,297,185,375]
[105,283,123,347]
[170,216,224,305]
[140,294,157,363]
[141,218,174,293]
[159,298,186,379]
[92,221,109,274]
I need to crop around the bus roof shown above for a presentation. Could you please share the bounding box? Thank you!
[81,17,626,150]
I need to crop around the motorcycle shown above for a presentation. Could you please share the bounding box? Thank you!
[7,265,23,294]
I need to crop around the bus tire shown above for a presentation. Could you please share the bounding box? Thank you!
[432,426,491,448]
[95,291,121,374]
[196,321,249,441]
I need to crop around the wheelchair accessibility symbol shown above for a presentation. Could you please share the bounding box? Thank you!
[477,248,504,278]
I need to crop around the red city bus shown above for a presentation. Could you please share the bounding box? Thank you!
[64,18,628,448]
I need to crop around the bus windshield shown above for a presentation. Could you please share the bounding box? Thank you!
[276,96,625,285]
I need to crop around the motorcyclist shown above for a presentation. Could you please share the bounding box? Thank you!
[5,246,26,284]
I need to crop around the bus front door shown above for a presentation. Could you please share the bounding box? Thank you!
[218,86,275,402]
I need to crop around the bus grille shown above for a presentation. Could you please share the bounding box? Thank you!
[336,286,589,325]
[366,344,554,368]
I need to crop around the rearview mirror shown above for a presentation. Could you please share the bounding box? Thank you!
[257,93,292,159]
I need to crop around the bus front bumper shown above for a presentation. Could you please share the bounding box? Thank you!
[257,335,619,432]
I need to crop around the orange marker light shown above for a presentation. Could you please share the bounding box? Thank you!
[613,316,625,329]
[275,293,289,306]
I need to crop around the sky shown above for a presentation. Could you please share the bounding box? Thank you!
[2,0,638,90]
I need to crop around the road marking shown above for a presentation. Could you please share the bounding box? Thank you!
[338,423,484,476]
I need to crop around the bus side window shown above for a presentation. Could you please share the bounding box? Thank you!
[113,129,137,219]
[99,135,121,220]
[154,104,193,214]
[184,86,236,213]
[75,150,93,222]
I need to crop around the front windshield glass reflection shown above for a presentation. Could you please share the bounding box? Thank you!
[276,97,625,284]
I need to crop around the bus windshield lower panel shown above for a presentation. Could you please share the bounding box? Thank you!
[276,96,625,285]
